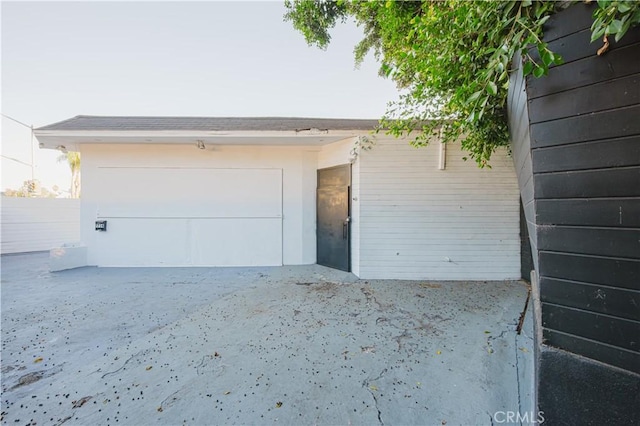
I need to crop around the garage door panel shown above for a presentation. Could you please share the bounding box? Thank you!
[95,168,282,217]
[191,219,282,266]
[98,202,281,219]
[93,167,283,266]
[96,218,282,267]
[96,219,190,266]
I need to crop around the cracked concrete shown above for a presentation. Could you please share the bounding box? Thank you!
[1,252,534,425]
[363,368,388,425]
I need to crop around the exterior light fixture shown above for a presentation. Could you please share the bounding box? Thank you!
[438,126,446,170]
[56,145,68,153]
[295,128,328,135]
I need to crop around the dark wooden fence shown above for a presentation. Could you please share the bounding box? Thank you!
[508,2,639,424]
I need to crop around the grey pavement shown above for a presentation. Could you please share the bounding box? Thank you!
[1,252,534,425]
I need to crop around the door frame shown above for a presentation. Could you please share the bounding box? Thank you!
[316,163,351,272]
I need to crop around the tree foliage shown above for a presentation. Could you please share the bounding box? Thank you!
[284,0,640,166]
[2,180,60,198]
[57,152,81,198]
[591,0,640,43]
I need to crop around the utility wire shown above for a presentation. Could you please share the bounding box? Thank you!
[1,113,32,129]
[1,154,32,167]
[1,113,36,180]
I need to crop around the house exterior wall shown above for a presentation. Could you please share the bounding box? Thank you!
[508,3,640,424]
[524,5,640,374]
[317,137,355,169]
[357,137,520,280]
[79,136,519,277]
[80,144,318,266]
[0,197,80,254]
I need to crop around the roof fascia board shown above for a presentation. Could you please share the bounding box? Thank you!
[33,129,373,139]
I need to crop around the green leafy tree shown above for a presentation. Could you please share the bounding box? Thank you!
[57,152,81,198]
[285,0,640,166]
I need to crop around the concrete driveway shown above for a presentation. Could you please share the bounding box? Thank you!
[1,253,534,425]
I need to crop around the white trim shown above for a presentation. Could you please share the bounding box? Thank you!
[34,129,371,138]
[33,130,370,150]
[438,141,447,170]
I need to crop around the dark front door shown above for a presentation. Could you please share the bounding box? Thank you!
[317,164,351,272]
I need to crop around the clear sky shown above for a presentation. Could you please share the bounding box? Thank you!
[1,0,399,194]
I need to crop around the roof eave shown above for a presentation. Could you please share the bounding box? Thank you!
[33,129,373,151]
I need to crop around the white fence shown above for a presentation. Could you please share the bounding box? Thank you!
[1,197,80,254]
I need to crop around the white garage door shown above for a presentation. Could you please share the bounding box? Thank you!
[94,167,282,267]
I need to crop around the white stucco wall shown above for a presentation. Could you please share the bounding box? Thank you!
[357,137,520,280]
[317,137,355,169]
[80,144,318,266]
